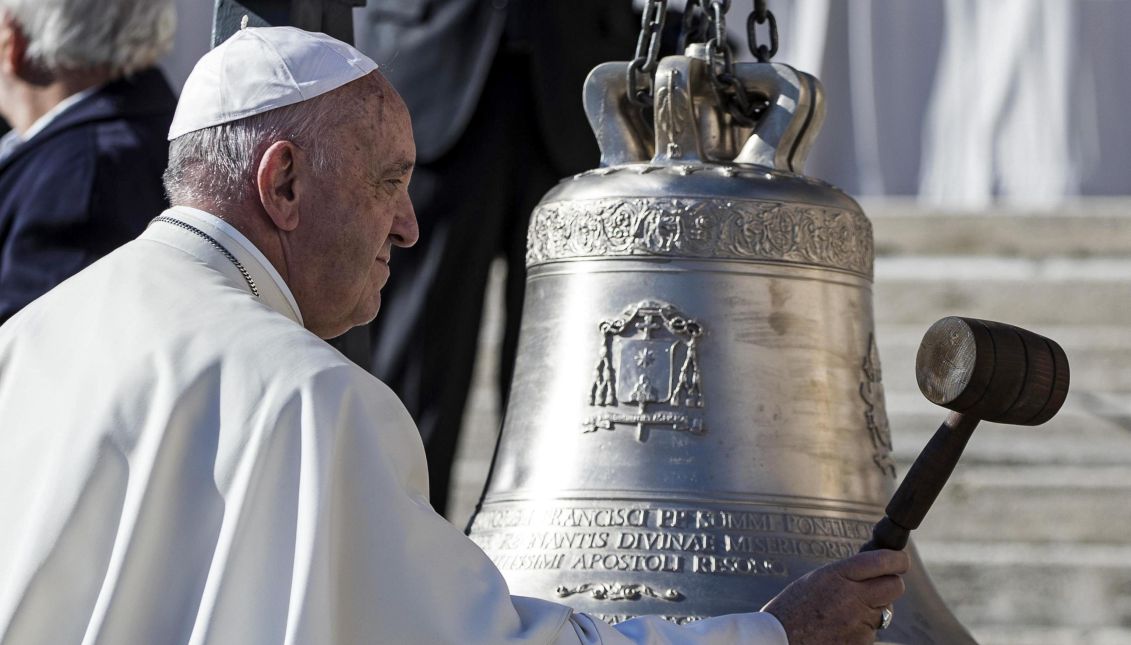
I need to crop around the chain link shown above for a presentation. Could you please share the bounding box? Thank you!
[753,0,768,22]
[627,0,669,108]
[747,3,779,62]
[150,217,260,297]
[677,0,709,55]
[702,0,768,127]
[702,0,730,76]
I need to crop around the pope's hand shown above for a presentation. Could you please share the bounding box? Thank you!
[761,549,909,644]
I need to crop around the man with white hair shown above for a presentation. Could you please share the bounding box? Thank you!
[0,27,906,644]
[0,0,177,323]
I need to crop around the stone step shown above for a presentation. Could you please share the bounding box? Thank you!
[865,198,1131,258]
[873,257,1131,326]
[915,541,1131,633]
[887,402,1131,467]
[906,464,1131,544]
[970,627,1131,645]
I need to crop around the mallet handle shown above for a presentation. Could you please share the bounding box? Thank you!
[861,411,980,552]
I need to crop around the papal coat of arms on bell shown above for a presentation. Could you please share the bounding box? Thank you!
[585,300,705,440]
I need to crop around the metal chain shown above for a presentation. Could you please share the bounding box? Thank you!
[627,0,669,108]
[702,0,731,78]
[150,216,260,298]
[633,0,777,125]
[747,0,779,62]
[677,0,709,55]
[701,0,771,127]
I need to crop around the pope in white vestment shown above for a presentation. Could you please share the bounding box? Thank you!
[0,206,787,644]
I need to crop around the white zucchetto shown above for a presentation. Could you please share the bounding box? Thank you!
[168,26,379,140]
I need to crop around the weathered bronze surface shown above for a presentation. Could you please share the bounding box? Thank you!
[467,45,975,644]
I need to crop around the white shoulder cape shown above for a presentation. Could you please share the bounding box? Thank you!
[0,208,786,645]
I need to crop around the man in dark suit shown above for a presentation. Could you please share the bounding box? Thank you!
[356,0,641,516]
[0,0,177,323]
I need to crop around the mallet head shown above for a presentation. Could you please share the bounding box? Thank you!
[915,317,1070,425]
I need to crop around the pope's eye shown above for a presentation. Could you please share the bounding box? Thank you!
[372,178,400,196]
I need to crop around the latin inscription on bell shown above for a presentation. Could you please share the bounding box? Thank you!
[469,500,876,624]
[586,301,705,440]
[471,501,873,577]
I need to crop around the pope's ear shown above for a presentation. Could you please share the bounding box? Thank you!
[256,140,304,232]
[1,16,29,77]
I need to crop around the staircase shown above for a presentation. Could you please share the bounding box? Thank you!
[447,199,1131,644]
[869,198,1131,645]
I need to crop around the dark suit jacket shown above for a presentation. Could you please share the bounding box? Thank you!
[0,67,176,324]
[357,0,638,171]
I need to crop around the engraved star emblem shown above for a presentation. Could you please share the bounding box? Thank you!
[634,348,655,368]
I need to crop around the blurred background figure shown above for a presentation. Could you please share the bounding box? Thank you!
[765,0,1129,204]
[353,0,641,515]
[0,0,177,323]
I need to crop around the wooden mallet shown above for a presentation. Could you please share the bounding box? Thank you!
[861,317,1071,552]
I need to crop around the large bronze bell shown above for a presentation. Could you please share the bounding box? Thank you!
[466,41,974,644]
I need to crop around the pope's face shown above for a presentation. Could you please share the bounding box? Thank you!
[298,80,418,339]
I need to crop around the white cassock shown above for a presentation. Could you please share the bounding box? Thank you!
[0,207,787,644]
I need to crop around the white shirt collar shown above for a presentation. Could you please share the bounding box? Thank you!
[157,206,305,326]
[0,86,101,161]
